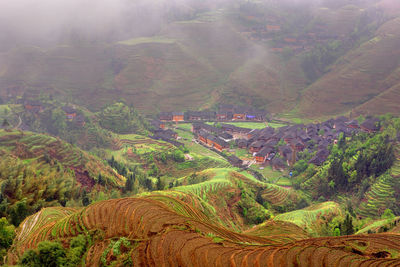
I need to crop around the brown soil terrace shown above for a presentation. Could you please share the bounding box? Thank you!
[7,194,400,266]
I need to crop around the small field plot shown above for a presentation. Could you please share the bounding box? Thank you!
[250,165,284,182]
[174,129,227,163]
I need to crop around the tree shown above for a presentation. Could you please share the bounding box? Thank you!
[9,199,28,226]
[0,217,15,264]
[156,177,166,190]
[81,190,91,207]
[20,249,41,267]
[382,209,395,220]
[173,150,185,162]
[37,241,66,267]
[124,174,134,192]
[20,241,67,267]
[341,214,354,235]
[50,109,67,135]
[2,119,10,129]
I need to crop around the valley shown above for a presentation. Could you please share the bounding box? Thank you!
[1,0,400,266]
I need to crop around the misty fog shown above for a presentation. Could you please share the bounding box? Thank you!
[0,0,382,51]
[0,0,238,50]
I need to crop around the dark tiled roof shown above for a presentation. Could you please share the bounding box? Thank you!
[236,139,248,147]
[159,112,173,118]
[250,140,264,148]
[219,132,233,140]
[213,137,229,147]
[228,155,243,165]
[271,158,286,168]
[25,100,43,106]
[62,106,76,114]
[361,118,379,132]
[256,146,274,157]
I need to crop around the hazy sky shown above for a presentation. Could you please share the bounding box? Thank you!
[0,0,379,49]
[0,0,172,48]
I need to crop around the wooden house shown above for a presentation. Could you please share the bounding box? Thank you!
[228,155,243,167]
[360,118,379,133]
[24,100,44,113]
[219,132,233,142]
[159,112,173,121]
[233,107,246,120]
[172,112,184,122]
[308,148,330,166]
[62,106,77,120]
[74,115,86,127]
[291,140,305,151]
[271,158,286,171]
[236,139,248,149]
[346,120,359,129]
[283,132,296,144]
[217,104,234,120]
[247,129,260,139]
[249,140,264,153]
[153,129,178,140]
[198,130,209,144]
[151,119,165,130]
[266,25,281,31]
[246,110,265,121]
[255,146,274,164]
[186,111,202,120]
[278,145,292,158]
[212,137,229,152]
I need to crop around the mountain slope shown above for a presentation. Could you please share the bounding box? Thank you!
[298,16,400,117]
[1,2,400,118]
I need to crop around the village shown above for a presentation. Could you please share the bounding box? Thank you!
[151,105,381,172]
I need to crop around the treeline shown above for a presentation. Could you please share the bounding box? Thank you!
[0,155,80,226]
[99,102,149,135]
[21,105,112,150]
[107,147,188,194]
[18,100,149,150]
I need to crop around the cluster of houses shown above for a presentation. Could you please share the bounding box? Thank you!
[158,105,268,123]
[150,112,381,170]
[188,116,380,170]
[149,120,184,148]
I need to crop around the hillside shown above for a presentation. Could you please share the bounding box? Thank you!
[1,1,400,118]
[7,194,400,266]
[298,16,400,117]
[0,130,124,189]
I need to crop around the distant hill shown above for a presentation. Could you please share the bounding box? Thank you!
[1,1,400,118]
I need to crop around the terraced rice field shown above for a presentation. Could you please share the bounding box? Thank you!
[0,130,124,188]
[274,202,342,229]
[174,168,294,206]
[261,183,292,206]
[358,174,396,218]
[358,144,400,218]
[113,134,173,152]
[8,194,400,266]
